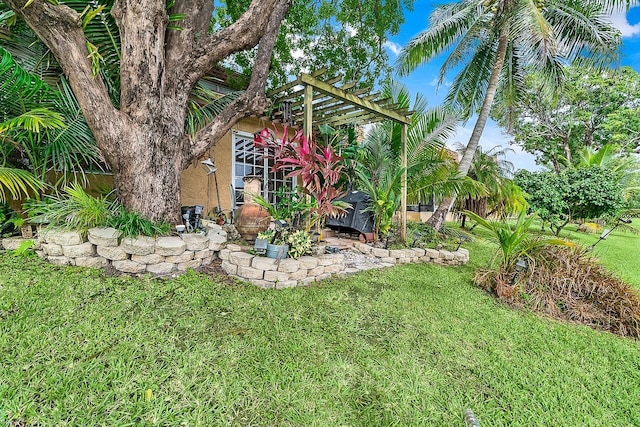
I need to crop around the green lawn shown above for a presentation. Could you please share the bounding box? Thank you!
[559,219,640,288]
[1,244,640,426]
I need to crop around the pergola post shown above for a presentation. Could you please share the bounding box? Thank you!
[303,84,313,140]
[400,123,407,242]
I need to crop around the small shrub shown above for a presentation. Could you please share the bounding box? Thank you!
[475,246,640,338]
[28,183,115,230]
[286,230,312,258]
[107,208,171,237]
[577,222,603,234]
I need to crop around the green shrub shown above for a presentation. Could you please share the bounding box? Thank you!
[27,183,115,230]
[107,208,171,237]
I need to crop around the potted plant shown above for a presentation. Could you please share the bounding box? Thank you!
[257,228,289,259]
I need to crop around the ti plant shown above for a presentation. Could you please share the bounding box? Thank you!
[254,125,350,227]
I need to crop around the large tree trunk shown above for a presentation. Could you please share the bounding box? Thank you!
[427,29,510,231]
[5,0,292,223]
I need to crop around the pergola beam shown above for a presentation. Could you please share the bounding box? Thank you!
[299,73,411,125]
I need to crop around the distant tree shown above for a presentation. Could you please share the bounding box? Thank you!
[515,166,623,235]
[496,66,640,172]
[397,0,622,231]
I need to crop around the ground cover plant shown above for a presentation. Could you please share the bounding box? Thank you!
[2,244,640,426]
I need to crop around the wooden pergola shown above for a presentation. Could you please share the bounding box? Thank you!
[269,70,412,241]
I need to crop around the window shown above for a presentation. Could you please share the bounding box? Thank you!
[232,131,295,204]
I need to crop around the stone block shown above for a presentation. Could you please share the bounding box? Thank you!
[324,264,344,274]
[371,248,390,258]
[208,234,227,251]
[221,261,237,275]
[147,262,176,275]
[251,256,279,271]
[229,251,254,267]
[113,260,146,274]
[345,267,360,274]
[317,254,336,266]
[275,280,298,289]
[226,243,242,252]
[121,236,156,255]
[353,242,373,254]
[453,251,467,262]
[389,249,406,259]
[424,248,440,259]
[250,279,274,289]
[181,233,209,251]
[307,266,325,276]
[154,237,185,256]
[62,242,96,258]
[419,256,431,263]
[315,273,331,282]
[380,257,396,264]
[288,269,309,281]
[2,237,29,251]
[42,243,64,256]
[74,256,108,268]
[204,223,223,233]
[87,227,121,247]
[264,270,290,282]
[301,277,316,286]
[35,250,45,259]
[412,248,426,257]
[218,249,231,261]
[297,256,318,270]
[97,245,129,261]
[131,253,165,264]
[165,251,194,263]
[398,257,411,264]
[439,250,455,260]
[177,259,203,271]
[47,230,84,246]
[237,265,264,280]
[194,249,212,259]
[48,256,73,266]
[277,258,300,273]
[457,248,469,257]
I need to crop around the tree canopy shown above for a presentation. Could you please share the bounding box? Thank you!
[0,0,411,222]
[495,66,640,171]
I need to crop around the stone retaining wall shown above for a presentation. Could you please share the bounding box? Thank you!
[219,242,470,289]
[1,225,228,276]
[1,229,469,286]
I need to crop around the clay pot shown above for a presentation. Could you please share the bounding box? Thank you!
[234,203,270,241]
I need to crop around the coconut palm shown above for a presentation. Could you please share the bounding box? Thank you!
[398,0,623,231]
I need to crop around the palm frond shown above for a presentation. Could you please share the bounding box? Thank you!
[0,166,43,202]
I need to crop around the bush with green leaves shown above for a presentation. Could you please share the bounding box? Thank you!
[27,183,171,237]
[515,166,624,235]
[107,208,171,238]
[28,183,115,230]
[286,230,312,258]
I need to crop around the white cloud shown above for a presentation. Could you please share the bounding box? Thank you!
[383,40,403,56]
[608,10,640,38]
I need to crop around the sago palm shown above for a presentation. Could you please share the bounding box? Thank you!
[398,0,623,231]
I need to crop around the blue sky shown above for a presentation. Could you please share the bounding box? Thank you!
[382,2,640,171]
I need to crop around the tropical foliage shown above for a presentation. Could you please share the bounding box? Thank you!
[397,0,622,230]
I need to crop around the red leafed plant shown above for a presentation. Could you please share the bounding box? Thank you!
[254,125,349,224]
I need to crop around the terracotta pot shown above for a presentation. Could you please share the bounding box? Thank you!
[234,203,270,241]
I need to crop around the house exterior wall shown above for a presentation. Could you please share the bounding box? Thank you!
[180,116,277,216]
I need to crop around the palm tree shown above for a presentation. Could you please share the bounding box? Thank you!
[455,144,526,227]
[355,81,482,238]
[398,0,623,231]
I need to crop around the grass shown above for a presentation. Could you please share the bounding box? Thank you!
[558,219,640,288]
[1,243,640,426]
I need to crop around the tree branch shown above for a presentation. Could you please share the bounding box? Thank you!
[186,0,292,165]
[4,0,122,164]
[183,0,282,86]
